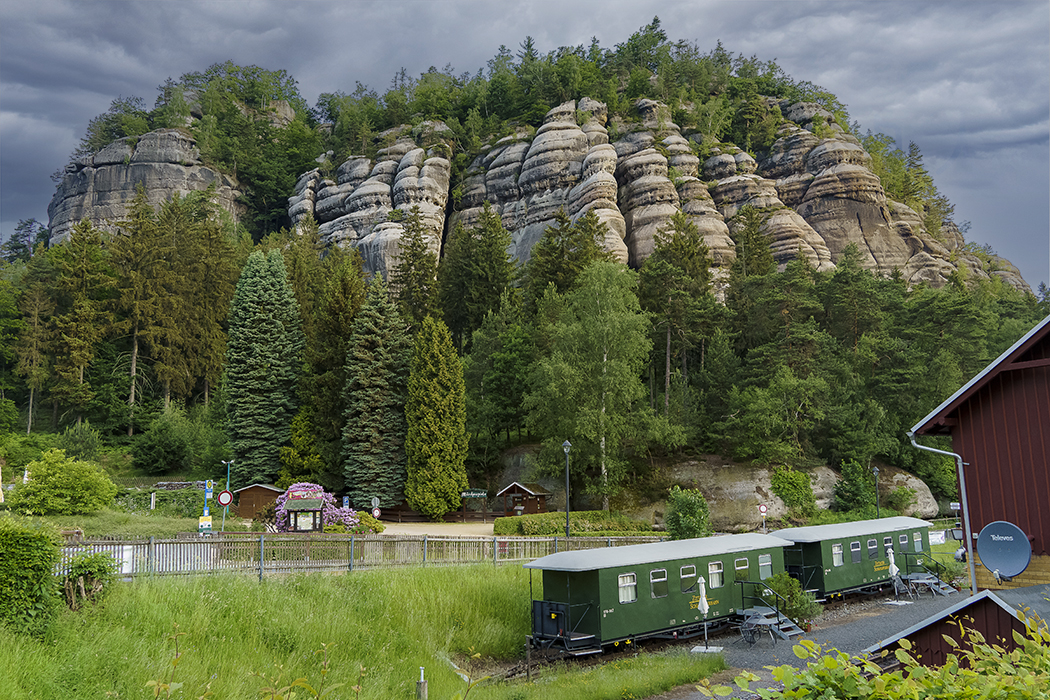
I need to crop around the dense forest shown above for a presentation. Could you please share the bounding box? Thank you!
[2,19,1048,516]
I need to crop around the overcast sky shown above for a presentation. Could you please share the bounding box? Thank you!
[1,0,1047,289]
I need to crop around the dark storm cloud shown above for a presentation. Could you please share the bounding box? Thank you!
[2,0,1046,287]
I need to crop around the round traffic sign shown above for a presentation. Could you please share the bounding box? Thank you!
[372,507,381,519]
[217,490,233,507]
[759,504,767,514]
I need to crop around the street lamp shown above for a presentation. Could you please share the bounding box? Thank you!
[221,460,234,532]
[872,465,880,519]
[563,440,571,538]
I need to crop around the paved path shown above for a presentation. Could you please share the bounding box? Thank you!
[380,521,495,537]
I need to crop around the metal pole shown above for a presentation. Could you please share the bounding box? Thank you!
[221,460,233,533]
[908,432,978,596]
[872,466,880,519]
[563,440,571,538]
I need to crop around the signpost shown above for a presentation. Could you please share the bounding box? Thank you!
[759,504,767,533]
[372,507,381,519]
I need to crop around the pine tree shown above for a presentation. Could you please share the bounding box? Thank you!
[342,275,412,509]
[14,252,55,433]
[390,206,437,328]
[48,220,114,425]
[304,252,367,489]
[225,249,304,486]
[522,209,612,314]
[404,316,469,519]
[437,202,516,352]
[110,188,171,434]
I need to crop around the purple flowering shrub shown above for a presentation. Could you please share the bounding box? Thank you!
[274,482,360,532]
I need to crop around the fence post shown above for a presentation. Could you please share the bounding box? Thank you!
[423,535,428,564]
[148,536,155,575]
[493,537,497,565]
[259,534,264,582]
[350,535,354,572]
[555,537,559,553]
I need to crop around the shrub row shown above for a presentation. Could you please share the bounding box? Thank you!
[0,515,62,636]
[493,510,653,536]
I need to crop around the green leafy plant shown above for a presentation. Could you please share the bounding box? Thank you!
[770,465,816,518]
[885,484,917,513]
[0,514,61,635]
[63,550,118,610]
[831,459,875,512]
[8,449,118,515]
[759,572,821,628]
[665,485,713,540]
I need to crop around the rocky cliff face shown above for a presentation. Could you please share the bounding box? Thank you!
[287,97,1029,294]
[47,129,241,243]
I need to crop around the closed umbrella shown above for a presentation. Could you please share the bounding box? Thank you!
[888,547,899,578]
[697,575,710,647]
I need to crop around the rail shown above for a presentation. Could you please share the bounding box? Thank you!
[57,533,664,580]
[734,578,788,627]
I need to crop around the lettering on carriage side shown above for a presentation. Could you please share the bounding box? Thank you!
[873,560,889,572]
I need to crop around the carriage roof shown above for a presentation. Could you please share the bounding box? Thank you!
[770,516,929,544]
[523,533,793,572]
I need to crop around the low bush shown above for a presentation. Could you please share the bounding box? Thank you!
[770,464,816,518]
[7,449,118,515]
[63,550,118,610]
[0,514,61,636]
[665,485,713,540]
[759,571,822,627]
[493,510,653,536]
[113,486,208,519]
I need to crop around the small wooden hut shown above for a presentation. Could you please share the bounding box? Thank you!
[497,482,552,517]
[234,484,282,520]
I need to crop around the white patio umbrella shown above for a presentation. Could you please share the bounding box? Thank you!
[888,547,899,578]
[697,574,710,647]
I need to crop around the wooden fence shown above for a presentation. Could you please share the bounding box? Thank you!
[58,533,664,580]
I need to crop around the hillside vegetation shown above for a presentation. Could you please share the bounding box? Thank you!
[1,20,1048,522]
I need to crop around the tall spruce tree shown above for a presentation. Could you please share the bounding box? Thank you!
[404,315,469,519]
[390,206,438,328]
[522,209,612,314]
[15,251,55,433]
[437,202,516,352]
[49,220,113,425]
[304,252,367,490]
[225,249,304,486]
[342,275,412,509]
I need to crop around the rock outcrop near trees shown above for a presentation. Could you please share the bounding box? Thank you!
[286,98,1029,293]
[48,129,241,244]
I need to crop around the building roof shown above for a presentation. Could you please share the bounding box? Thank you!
[496,481,552,497]
[284,498,324,511]
[862,585,1050,659]
[912,314,1050,436]
[233,483,283,494]
[862,590,1018,656]
[523,533,794,572]
[770,516,930,543]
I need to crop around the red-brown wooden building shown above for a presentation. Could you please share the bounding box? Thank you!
[911,314,1050,589]
[234,483,283,520]
[863,588,1047,669]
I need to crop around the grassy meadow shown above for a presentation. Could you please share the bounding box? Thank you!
[0,564,724,699]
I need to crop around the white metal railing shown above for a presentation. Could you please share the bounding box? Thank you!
[58,533,664,579]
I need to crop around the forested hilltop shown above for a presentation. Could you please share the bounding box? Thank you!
[2,20,1048,520]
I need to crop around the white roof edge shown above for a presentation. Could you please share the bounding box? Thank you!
[910,314,1050,434]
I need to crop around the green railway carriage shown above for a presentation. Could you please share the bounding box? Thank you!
[524,533,792,653]
[770,517,931,598]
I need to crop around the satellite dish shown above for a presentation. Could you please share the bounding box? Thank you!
[976,521,1032,580]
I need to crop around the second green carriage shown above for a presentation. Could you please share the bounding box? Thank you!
[770,516,931,598]
[525,533,792,654]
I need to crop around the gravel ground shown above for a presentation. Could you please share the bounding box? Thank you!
[648,590,963,699]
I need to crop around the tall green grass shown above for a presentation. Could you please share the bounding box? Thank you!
[0,565,724,699]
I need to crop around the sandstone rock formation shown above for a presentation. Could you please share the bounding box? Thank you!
[289,96,1028,293]
[47,129,241,243]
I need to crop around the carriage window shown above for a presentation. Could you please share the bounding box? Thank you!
[913,533,923,552]
[681,565,696,593]
[832,543,844,566]
[884,536,892,554]
[709,561,724,588]
[850,541,862,564]
[868,539,878,560]
[759,554,772,580]
[735,557,750,581]
[618,573,637,604]
[899,534,909,552]
[650,569,668,598]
